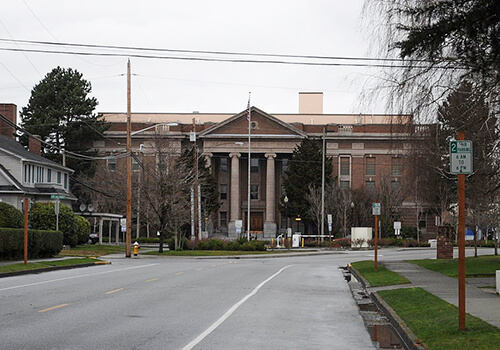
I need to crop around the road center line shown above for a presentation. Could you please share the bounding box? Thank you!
[38,303,68,313]
[176,272,185,276]
[146,278,159,282]
[181,265,294,350]
[0,264,159,292]
[105,288,124,295]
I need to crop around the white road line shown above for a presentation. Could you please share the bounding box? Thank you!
[0,264,159,292]
[181,265,294,350]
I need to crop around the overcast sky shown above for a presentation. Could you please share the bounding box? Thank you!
[1,0,385,116]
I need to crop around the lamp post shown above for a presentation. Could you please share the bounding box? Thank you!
[350,201,355,235]
[284,195,290,249]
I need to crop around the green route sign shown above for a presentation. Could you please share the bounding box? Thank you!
[450,140,473,174]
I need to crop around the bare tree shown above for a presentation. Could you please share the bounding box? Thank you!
[138,136,190,252]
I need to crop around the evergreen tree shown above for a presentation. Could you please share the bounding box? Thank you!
[282,138,333,232]
[20,67,108,181]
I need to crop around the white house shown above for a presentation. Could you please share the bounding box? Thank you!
[0,134,75,210]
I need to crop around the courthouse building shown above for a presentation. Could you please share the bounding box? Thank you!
[95,93,437,240]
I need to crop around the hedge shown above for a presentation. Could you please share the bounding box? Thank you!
[0,228,63,260]
[0,202,23,229]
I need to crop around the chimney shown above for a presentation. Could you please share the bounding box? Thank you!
[28,135,42,155]
[0,104,17,138]
[299,92,323,114]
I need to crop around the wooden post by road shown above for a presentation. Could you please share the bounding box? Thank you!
[24,198,28,265]
[374,213,378,271]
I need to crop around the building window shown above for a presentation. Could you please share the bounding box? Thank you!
[340,157,350,176]
[132,157,140,171]
[24,164,29,183]
[366,180,375,191]
[391,180,401,193]
[57,171,62,184]
[250,158,259,173]
[108,157,117,171]
[47,169,52,183]
[366,157,376,176]
[220,157,228,172]
[250,185,259,199]
[219,212,227,228]
[220,184,228,200]
[391,157,403,176]
[31,165,35,183]
[64,173,68,189]
[282,158,289,173]
[419,212,427,228]
[340,181,350,189]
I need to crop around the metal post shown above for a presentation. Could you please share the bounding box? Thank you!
[247,97,251,241]
[321,128,325,242]
[457,131,466,331]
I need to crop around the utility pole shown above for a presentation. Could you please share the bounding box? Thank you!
[457,131,467,331]
[192,118,199,240]
[125,59,132,258]
[321,128,325,242]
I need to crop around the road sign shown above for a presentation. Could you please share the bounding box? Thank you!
[51,194,66,200]
[450,140,473,174]
[327,214,332,224]
[372,202,381,216]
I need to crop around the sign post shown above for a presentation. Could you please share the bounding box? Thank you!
[451,133,472,331]
[372,202,381,270]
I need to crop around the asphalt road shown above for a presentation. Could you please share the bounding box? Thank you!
[0,248,489,350]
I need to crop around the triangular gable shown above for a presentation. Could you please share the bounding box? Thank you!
[199,107,308,138]
[0,163,23,190]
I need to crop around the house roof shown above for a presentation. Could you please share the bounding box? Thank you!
[0,135,73,172]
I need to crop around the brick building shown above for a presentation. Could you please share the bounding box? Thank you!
[94,93,438,240]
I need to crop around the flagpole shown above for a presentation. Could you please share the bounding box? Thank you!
[247,93,251,241]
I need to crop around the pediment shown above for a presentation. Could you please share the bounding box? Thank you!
[199,107,307,138]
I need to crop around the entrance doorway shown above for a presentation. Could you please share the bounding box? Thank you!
[245,211,263,233]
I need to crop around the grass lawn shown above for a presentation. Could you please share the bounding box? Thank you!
[145,250,288,257]
[408,255,500,277]
[379,287,500,350]
[0,258,102,274]
[58,244,125,257]
[350,260,410,287]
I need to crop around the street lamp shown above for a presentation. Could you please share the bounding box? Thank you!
[284,195,289,248]
[350,201,355,238]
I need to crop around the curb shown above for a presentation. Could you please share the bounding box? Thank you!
[0,261,111,279]
[348,265,427,350]
[370,292,427,350]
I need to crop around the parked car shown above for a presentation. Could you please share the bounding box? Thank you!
[88,233,99,244]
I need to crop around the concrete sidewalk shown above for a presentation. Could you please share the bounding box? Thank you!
[369,261,500,329]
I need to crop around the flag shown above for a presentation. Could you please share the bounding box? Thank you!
[247,92,251,121]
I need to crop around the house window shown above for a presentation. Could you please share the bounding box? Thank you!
[391,157,403,176]
[340,181,350,189]
[108,156,117,171]
[220,157,228,172]
[47,169,52,183]
[24,164,29,183]
[64,173,68,189]
[250,185,259,199]
[57,171,62,184]
[340,157,350,176]
[220,184,228,200]
[419,212,427,228]
[219,212,227,228]
[250,158,259,173]
[366,180,375,191]
[366,157,376,176]
[31,165,35,183]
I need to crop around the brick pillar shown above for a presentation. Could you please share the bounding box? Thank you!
[264,153,277,238]
[437,226,454,259]
[228,153,241,238]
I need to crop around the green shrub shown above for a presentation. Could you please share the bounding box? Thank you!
[74,216,91,245]
[0,203,23,228]
[401,226,417,240]
[29,202,79,247]
[0,228,63,260]
[206,239,225,250]
[135,237,160,244]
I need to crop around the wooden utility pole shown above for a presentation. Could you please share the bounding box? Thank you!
[457,131,466,330]
[192,118,199,241]
[23,198,28,265]
[125,59,132,258]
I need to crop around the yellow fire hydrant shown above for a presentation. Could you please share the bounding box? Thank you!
[133,242,140,256]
